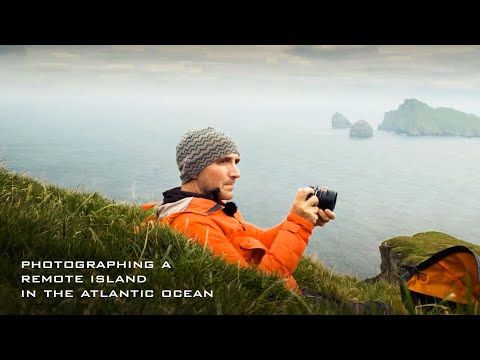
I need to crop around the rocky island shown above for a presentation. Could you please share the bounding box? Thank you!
[332,112,351,128]
[378,99,480,137]
[350,120,373,138]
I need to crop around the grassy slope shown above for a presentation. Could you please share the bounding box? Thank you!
[386,231,480,265]
[1,165,470,315]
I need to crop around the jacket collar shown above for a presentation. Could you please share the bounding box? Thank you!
[162,187,238,217]
[162,187,219,204]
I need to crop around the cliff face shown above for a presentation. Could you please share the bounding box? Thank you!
[375,241,403,283]
[364,241,403,284]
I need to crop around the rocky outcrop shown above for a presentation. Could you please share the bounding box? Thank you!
[378,99,480,137]
[370,241,403,283]
[350,120,373,138]
[364,241,403,283]
[332,112,351,128]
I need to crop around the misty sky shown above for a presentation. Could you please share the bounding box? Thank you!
[1,45,479,126]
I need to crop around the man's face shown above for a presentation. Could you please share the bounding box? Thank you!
[195,153,240,201]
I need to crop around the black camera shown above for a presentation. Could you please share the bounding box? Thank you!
[306,186,337,211]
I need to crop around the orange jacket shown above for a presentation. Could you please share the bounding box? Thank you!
[142,194,314,290]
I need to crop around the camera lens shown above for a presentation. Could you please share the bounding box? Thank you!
[316,189,337,211]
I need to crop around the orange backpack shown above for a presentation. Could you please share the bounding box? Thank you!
[400,245,480,308]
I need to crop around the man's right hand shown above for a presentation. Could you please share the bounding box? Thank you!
[289,187,319,225]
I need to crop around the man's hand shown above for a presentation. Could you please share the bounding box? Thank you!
[315,208,335,227]
[289,187,319,225]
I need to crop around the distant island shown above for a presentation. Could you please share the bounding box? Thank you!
[332,112,351,128]
[350,120,373,138]
[378,99,480,137]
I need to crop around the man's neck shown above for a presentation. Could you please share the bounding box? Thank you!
[181,181,201,195]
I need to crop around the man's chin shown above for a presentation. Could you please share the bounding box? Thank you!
[220,190,234,201]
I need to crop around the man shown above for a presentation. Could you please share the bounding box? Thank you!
[142,126,335,290]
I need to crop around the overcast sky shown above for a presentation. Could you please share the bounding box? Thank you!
[1,45,479,124]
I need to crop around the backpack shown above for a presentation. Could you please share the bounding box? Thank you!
[400,245,480,309]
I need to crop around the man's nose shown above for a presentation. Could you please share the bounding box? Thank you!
[230,164,240,178]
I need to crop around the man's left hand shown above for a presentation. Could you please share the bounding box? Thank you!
[315,208,335,227]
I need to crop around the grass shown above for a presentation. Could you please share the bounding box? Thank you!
[0,165,477,315]
[386,232,480,266]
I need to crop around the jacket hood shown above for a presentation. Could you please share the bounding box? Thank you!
[162,187,238,217]
[162,187,219,204]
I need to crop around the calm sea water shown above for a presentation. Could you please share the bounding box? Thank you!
[2,100,479,279]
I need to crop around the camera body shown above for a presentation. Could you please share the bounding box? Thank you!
[306,186,337,211]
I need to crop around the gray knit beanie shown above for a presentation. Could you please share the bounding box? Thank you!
[176,127,239,184]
